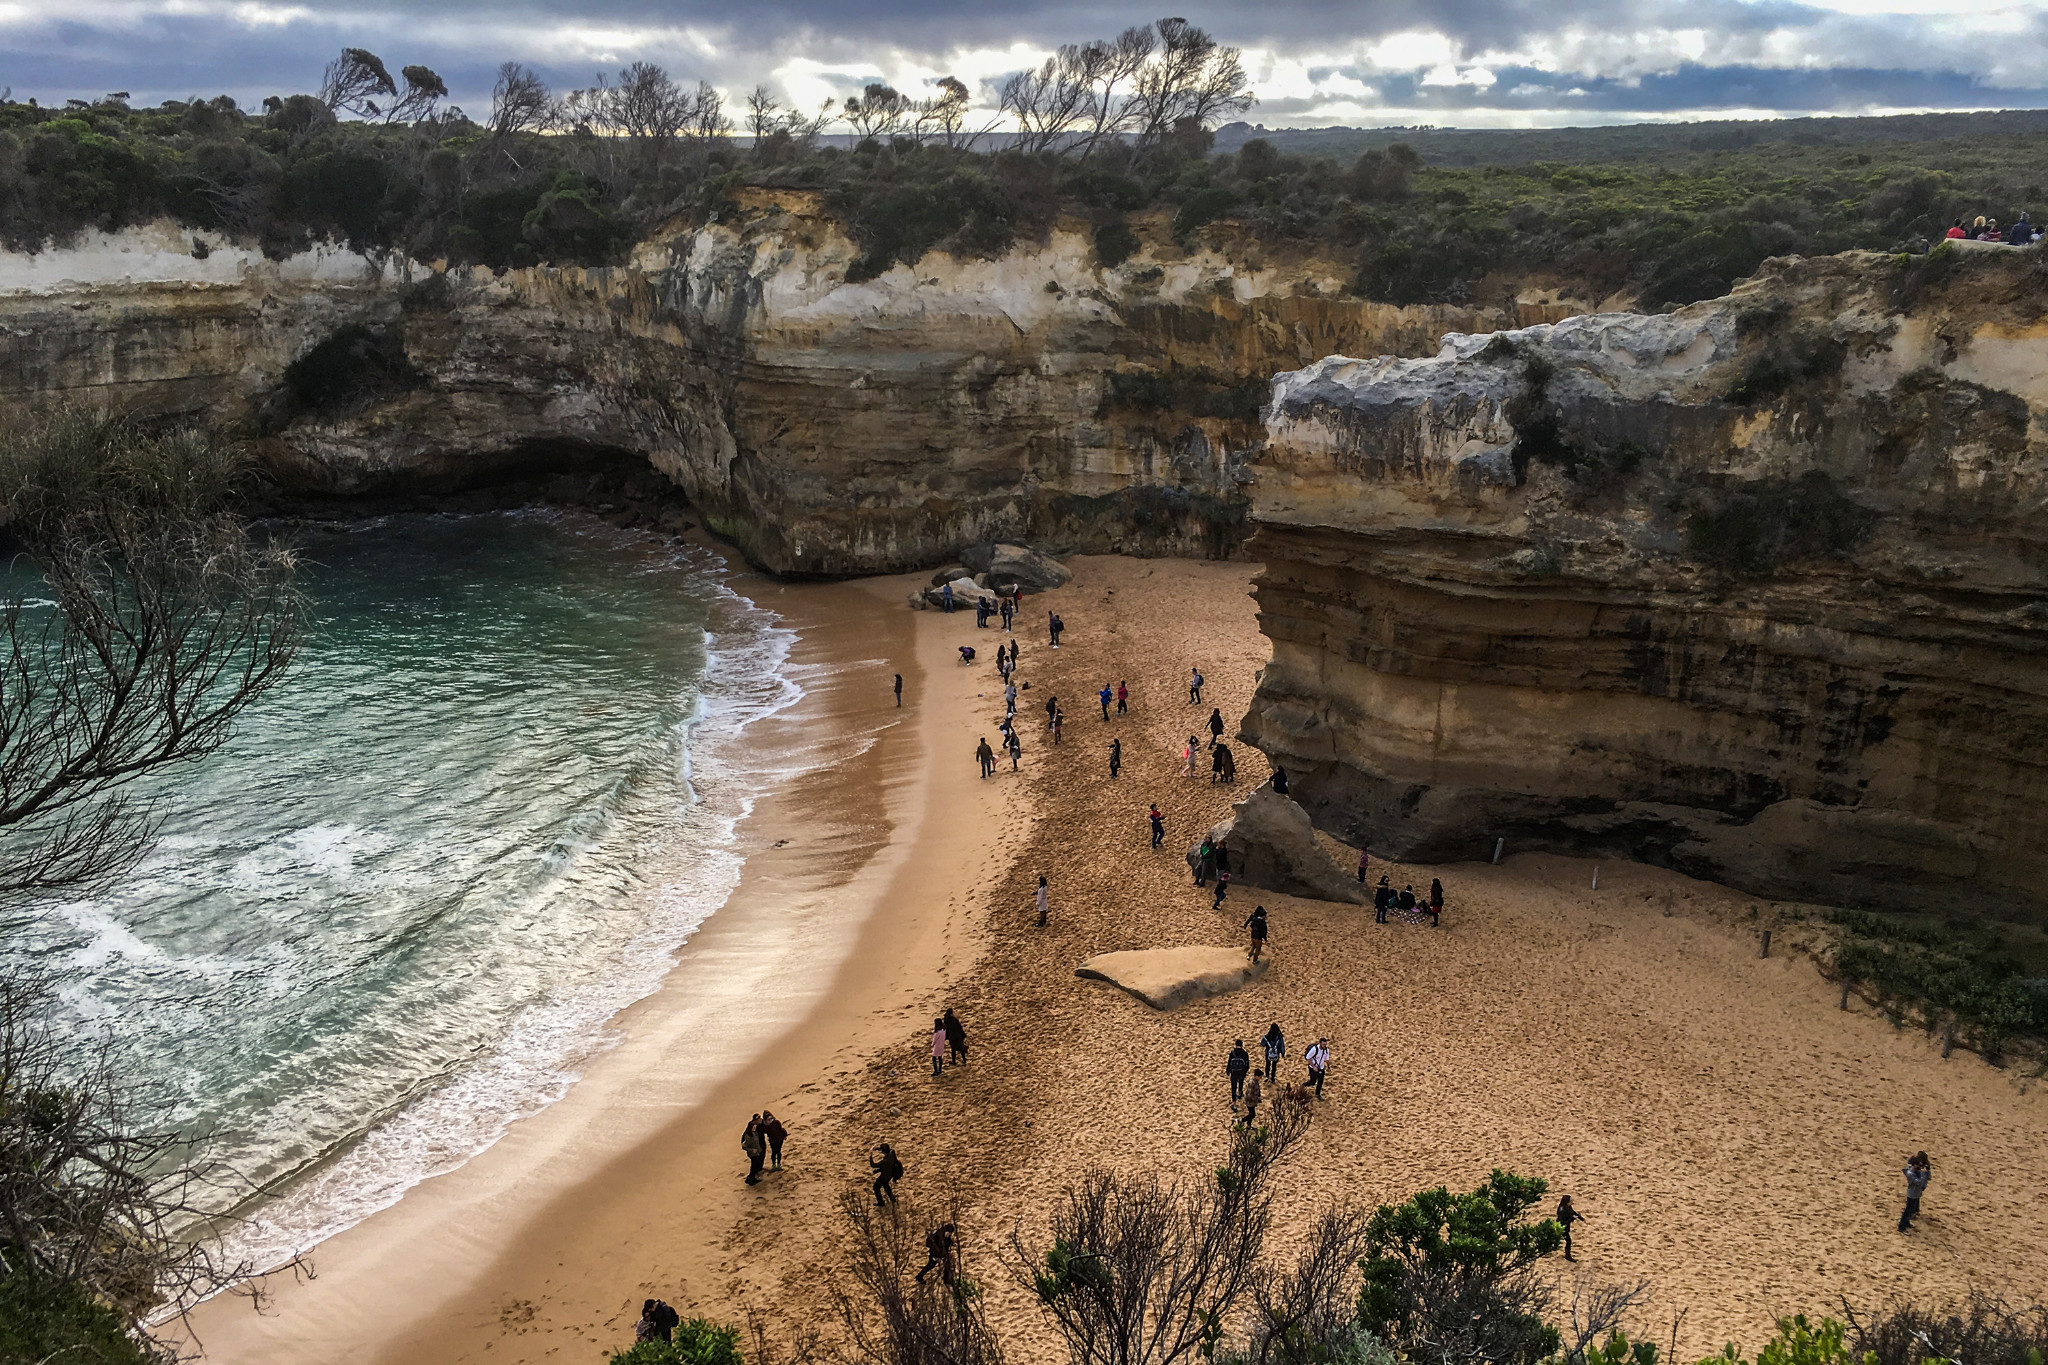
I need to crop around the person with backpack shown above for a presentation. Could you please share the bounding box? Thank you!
[1149,804,1165,849]
[1242,1070,1264,1125]
[1244,904,1268,960]
[1189,667,1204,703]
[1260,1022,1285,1080]
[761,1110,788,1170]
[916,1222,958,1285]
[742,1115,767,1185]
[943,1008,968,1066]
[1898,1152,1932,1231]
[1226,1039,1251,1106]
[1304,1038,1330,1100]
[871,1143,904,1205]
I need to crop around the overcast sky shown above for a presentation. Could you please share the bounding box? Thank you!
[4,0,2047,130]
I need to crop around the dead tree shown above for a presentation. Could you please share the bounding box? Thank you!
[1246,1207,1373,1365]
[319,47,397,118]
[835,1191,1004,1365]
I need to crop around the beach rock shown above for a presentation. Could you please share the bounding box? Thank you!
[1189,787,1366,904]
[1075,947,1267,1010]
[921,576,992,609]
[960,543,1073,594]
[929,564,969,586]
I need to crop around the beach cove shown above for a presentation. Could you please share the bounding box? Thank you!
[187,555,2048,1365]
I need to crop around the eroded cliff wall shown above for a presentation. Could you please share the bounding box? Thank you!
[0,196,1574,574]
[1245,247,2048,917]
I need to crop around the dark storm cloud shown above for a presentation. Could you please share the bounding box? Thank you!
[1,0,2043,124]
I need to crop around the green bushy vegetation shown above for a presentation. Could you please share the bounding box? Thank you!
[7,42,2048,304]
[1682,471,1877,576]
[608,1319,743,1365]
[0,1275,154,1365]
[1829,908,2048,1052]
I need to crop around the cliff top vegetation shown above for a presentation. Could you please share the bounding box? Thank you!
[3,33,2047,312]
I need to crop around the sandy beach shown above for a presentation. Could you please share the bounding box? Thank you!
[189,554,2048,1365]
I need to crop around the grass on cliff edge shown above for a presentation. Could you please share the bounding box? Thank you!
[1828,907,2048,1059]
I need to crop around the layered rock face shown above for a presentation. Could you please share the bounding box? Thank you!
[0,199,1574,574]
[1245,248,2048,917]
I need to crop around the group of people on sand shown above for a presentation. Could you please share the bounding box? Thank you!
[1225,1023,1333,1114]
[740,1110,789,1185]
[1372,875,1445,927]
[929,1008,970,1078]
[1946,213,2036,244]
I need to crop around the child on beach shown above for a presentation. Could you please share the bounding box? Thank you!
[1427,878,1444,927]
[1183,736,1198,777]
[1243,1070,1263,1124]
[1213,868,1230,909]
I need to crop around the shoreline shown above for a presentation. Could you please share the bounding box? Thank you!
[183,566,1007,1363]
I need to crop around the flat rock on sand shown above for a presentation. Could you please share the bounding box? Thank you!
[1075,946,1267,1010]
[1190,786,1366,904]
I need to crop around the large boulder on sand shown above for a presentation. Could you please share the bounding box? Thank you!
[960,543,1072,593]
[1076,946,1267,1010]
[1188,786,1366,904]
[921,575,993,609]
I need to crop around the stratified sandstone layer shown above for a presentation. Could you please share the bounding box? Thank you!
[1245,247,2048,918]
[0,201,1577,575]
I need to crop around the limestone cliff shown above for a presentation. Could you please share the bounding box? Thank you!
[1245,246,2048,918]
[0,197,1575,574]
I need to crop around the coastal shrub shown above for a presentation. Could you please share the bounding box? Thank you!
[1726,327,1849,405]
[0,1274,153,1365]
[1355,1170,1565,1365]
[1830,909,2048,1049]
[1697,1315,1861,1365]
[1682,471,1876,575]
[1094,220,1141,268]
[1843,1292,2048,1365]
[835,168,1018,283]
[609,1319,743,1365]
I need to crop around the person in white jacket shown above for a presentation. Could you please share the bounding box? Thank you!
[1304,1038,1330,1100]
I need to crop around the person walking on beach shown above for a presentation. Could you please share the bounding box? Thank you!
[930,1018,947,1078]
[1183,736,1198,778]
[1046,693,1058,728]
[1007,729,1022,771]
[1052,708,1064,745]
[1304,1037,1330,1099]
[762,1110,788,1170]
[1427,877,1444,928]
[1899,1152,1932,1231]
[1149,804,1165,849]
[742,1115,767,1185]
[1036,874,1050,927]
[871,1143,903,1205]
[1242,1070,1263,1125]
[1217,745,1236,785]
[1213,867,1231,909]
[976,737,995,778]
[1109,738,1122,779]
[1557,1195,1584,1261]
[1006,681,1018,718]
[1356,844,1370,884]
[1190,667,1204,704]
[1207,707,1225,749]
[1374,875,1392,924]
[1244,904,1268,960]
[1226,1039,1251,1106]
[1260,1022,1285,1080]
[1116,680,1128,715]
[916,1222,958,1285]
[1008,638,1019,669]
[894,673,903,707]
[943,1008,968,1066]
[1099,683,1113,720]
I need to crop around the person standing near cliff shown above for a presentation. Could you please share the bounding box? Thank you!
[893,673,903,707]
[1149,804,1165,849]
[1427,878,1444,928]
[1245,904,1268,961]
[1207,707,1225,749]
[1357,844,1370,884]
[1213,866,1231,910]
[941,582,955,613]
[1108,738,1122,779]
[1270,763,1288,795]
[976,737,995,779]
[1190,667,1204,704]
[1898,1152,1932,1231]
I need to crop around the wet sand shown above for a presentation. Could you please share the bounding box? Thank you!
[191,555,2048,1364]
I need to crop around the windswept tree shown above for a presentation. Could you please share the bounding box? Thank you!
[1000,18,1252,160]
[1128,18,1252,149]
[319,47,398,118]
[490,62,553,138]
[912,77,973,148]
[844,84,913,141]
[384,64,448,124]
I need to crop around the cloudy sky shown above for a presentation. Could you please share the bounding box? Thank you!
[3,0,2047,130]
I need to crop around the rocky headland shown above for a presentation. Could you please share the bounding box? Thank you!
[1244,245,2048,917]
[0,194,1577,574]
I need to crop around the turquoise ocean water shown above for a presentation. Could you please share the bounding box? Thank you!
[3,512,797,1271]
